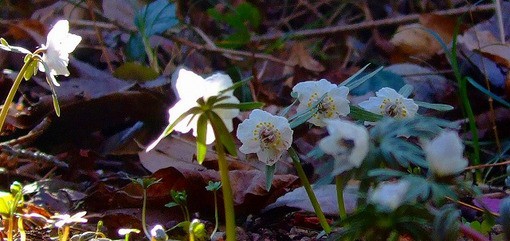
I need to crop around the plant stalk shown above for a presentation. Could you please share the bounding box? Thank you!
[141,189,151,240]
[335,175,347,220]
[0,57,33,132]
[214,139,236,241]
[288,147,331,233]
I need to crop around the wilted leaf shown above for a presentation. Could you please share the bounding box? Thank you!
[102,0,138,31]
[390,14,458,62]
[285,42,325,74]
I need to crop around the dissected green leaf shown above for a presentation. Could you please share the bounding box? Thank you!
[213,102,264,111]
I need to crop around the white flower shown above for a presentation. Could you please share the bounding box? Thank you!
[319,119,369,175]
[369,180,410,212]
[168,68,240,145]
[52,211,87,228]
[150,225,168,241]
[423,131,468,177]
[358,87,418,119]
[292,79,350,127]
[236,109,293,166]
[38,20,82,86]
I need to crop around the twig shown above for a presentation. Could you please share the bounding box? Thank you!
[251,3,496,42]
[0,144,68,168]
[169,35,292,66]
[465,159,510,171]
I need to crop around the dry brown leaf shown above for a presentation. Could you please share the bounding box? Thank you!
[390,14,458,62]
[284,42,325,74]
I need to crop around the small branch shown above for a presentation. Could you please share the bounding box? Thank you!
[169,36,292,66]
[251,3,495,42]
[460,224,490,241]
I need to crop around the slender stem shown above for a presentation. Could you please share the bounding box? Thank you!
[450,21,481,183]
[0,57,34,132]
[214,139,236,241]
[211,191,219,239]
[7,215,13,241]
[61,226,70,241]
[335,175,347,220]
[141,189,151,240]
[288,147,331,233]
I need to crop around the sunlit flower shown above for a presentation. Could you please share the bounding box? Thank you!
[236,109,293,166]
[168,68,240,144]
[423,131,468,177]
[52,211,87,228]
[150,225,168,241]
[292,79,350,127]
[369,180,410,212]
[38,20,82,86]
[358,87,418,119]
[319,119,369,175]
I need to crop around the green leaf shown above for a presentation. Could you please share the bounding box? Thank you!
[288,108,317,129]
[207,111,237,157]
[0,38,8,46]
[265,164,276,191]
[398,84,414,98]
[205,181,221,191]
[367,169,407,179]
[165,202,179,208]
[196,114,208,164]
[235,2,261,28]
[349,105,382,122]
[162,107,202,138]
[415,101,454,111]
[134,0,178,37]
[126,33,146,61]
[349,68,404,95]
[343,66,384,91]
[113,62,159,81]
[466,76,510,108]
[340,63,370,87]
[218,76,253,95]
[0,191,13,217]
[213,102,264,111]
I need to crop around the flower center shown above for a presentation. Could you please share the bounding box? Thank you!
[380,98,407,118]
[253,122,282,149]
[334,138,355,160]
[308,93,337,119]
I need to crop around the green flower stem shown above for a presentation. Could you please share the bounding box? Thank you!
[211,190,219,240]
[335,175,347,220]
[214,138,236,241]
[0,57,34,132]
[288,147,331,234]
[141,189,151,240]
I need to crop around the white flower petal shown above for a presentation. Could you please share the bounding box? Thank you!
[319,119,369,175]
[369,180,410,212]
[39,20,81,79]
[293,79,350,127]
[359,87,418,119]
[236,109,293,165]
[164,68,241,145]
[424,131,468,177]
